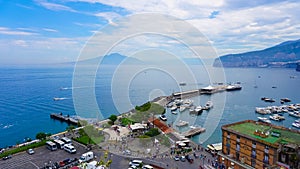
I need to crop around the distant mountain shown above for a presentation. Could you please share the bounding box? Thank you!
[213,39,300,68]
[75,53,144,65]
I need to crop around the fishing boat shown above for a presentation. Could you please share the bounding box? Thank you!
[176,120,189,127]
[257,117,271,124]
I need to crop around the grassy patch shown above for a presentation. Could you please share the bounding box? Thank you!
[74,135,104,145]
[131,103,165,122]
[120,118,135,126]
[74,125,105,145]
[0,140,47,158]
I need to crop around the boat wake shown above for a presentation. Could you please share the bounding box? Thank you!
[60,86,99,90]
[2,124,13,129]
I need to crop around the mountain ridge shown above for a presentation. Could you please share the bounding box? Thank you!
[213,39,300,68]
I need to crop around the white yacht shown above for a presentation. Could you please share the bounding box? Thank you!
[257,117,271,124]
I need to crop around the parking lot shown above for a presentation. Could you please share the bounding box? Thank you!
[0,142,87,169]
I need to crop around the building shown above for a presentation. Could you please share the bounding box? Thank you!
[218,120,300,169]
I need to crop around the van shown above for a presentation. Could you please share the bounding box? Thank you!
[46,141,57,151]
[79,151,94,163]
[60,137,72,144]
[129,160,143,167]
[53,139,65,149]
[64,144,76,154]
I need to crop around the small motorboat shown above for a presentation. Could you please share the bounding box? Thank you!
[176,120,189,127]
[257,117,271,124]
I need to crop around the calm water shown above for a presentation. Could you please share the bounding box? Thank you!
[0,65,299,148]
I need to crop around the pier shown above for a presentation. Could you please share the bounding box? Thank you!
[182,127,206,137]
[172,84,241,99]
[50,113,79,125]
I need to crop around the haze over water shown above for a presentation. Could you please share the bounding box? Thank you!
[0,65,299,148]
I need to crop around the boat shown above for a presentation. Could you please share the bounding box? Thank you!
[264,98,276,103]
[170,106,177,111]
[179,82,187,86]
[292,122,300,128]
[183,99,193,107]
[257,117,271,124]
[176,120,189,127]
[255,107,271,115]
[179,106,187,112]
[280,98,291,102]
[203,101,213,110]
[226,84,242,91]
[171,111,178,115]
[288,111,300,118]
[159,114,167,121]
[53,97,66,101]
[269,114,285,121]
[295,119,300,123]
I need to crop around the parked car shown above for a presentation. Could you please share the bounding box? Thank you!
[27,148,35,155]
[180,156,186,162]
[174,155,180,161]
[2,155,12,160]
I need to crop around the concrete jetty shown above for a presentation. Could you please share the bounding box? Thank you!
[182,127,206,137]
[50,113,79,125]
[172,84,241,99]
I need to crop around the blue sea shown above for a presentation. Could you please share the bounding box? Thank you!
[0,65,300,148]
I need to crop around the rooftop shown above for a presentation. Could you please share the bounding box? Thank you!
[223,120,300,146]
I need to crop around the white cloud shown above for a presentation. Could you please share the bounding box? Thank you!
[70,0,300,56]
[43,28,58,32]
[35,0,77,12]
[0,27,38,36]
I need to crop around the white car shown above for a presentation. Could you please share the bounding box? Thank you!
[27,149,35,155]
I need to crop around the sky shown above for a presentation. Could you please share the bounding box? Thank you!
[0,0,299,65]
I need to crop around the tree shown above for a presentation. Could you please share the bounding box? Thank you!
[36,132,47,140]
[108,114,118,125]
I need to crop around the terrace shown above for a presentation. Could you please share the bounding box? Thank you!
[224,120,300,146]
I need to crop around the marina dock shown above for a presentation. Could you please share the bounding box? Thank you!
[172,84,241,99]
[182,127,206,137]
[50,113,79,125]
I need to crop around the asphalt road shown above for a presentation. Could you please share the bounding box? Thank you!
[0,142,87,169]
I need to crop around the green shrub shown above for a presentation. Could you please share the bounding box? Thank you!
[145,128,160,137]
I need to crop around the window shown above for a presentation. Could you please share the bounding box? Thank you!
[226,146,230,155]
[251,149,256,158]
[252,142,256,148]
[236,152,240,160]
[236,143,240,151]
[265,145,269,153]
[227,132,231,138]
[263,154,269,164]
[237,135,240,142]
[251,159,256,167]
